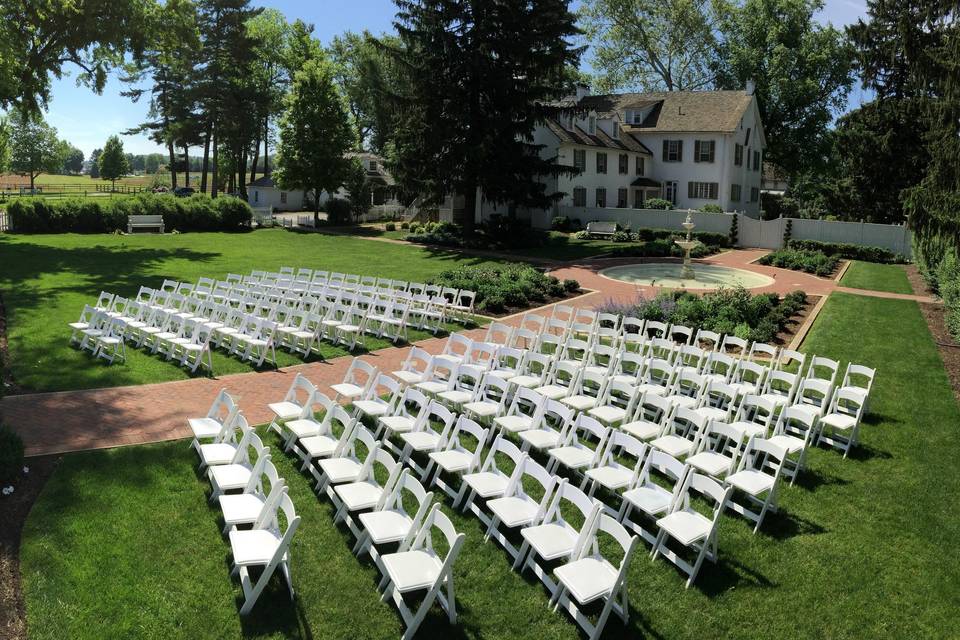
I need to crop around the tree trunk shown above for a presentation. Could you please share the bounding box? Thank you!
[167,141,177,189]
[200,126,211,194]
[30,172,35,191]
[461,184,477,236]
[314,188,321,227]
[211,128,219,199]
[183,145,190,188]
[238,147,248,200]
[263,118,270,175]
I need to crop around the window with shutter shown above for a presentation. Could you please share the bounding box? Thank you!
[688,182,719,200]
[754,151,761,172]
[573,187,586,207]
[596,152,607,174]
[734,144,743,166]
[694,140,715,163]
[619,153,628,174]
[573,149,585,171]
[731,184,741,202]
[663,140,682,162]
[636,156,644,175]
[596,188,606,207]
[618,188,628,208]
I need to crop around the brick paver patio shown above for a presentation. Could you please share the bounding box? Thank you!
[1,249,935,456]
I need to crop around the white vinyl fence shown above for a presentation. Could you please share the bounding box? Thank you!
[534,206,913,258]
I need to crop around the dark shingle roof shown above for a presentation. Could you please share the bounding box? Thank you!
[544,119,652,155]
[248,176,275,188]
[580,90,753,133]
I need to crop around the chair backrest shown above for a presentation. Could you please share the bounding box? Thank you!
[541,479,601,559]
[644,358,675,387]
[564,414,609,462]
[703,351,737,381]
[650,337,677,362]
[735,437,787,484]
[574,368,607,399]
[206,388,239,424]
[828,387,867,420]
[343,358,378,391]
[697,420,744,463]
[509,327,541,351]
[775,348,806,374]
[547,360,582,390]
[700,380,738,414]
[468,341,499,369]
[446,416,489,471]
[442,333,472,359]
[806,355,840,386]
[665,406,708,445]
[478,434,524,477]
[615,350,646,382]
[773,405,818,443]
[520,351,552,381]
[600,378,639,415]
[505,457,557,522]
[644,320,668,339]
[285,373,318,407]
[404,504,466,577]
[396,387,430,421]
[559,337,592,363]
[764,370,798,401]
[733,360,768,388]
[795,377,833,415]
[842,363,876,395]
[452,363,485,397]
[539,398,575,436]
[365,374,402,407]
[694,329,721,351]
[669,324,693,345]
[520,312,547,334]
[493,346,526,373]
[400,346,432,377]
[675,471,729,527]
[597,312,621,332]
[672,369,706,400]
[419,401,457,444]
[577,514,638,586]
[749,341,779,362]
[508,386,547,421]
[720,334,748,357]
[598,431,647,478]
[677,345,707,371]
[622,316,645,339]
[633,391,674,425]
[734,395,777,431]
[380,469,434,535]
[637,448,688,501]
[484,322,514,346]
[476,373,510,408]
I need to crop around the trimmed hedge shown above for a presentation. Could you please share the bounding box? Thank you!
[758,248,840,277]
[430,264,579,314]
[8,194,253,233]
[787,239,903,264]
[596,288,808,344]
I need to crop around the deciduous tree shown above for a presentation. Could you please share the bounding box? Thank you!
[8,111,68,190]
[99,135,131,189]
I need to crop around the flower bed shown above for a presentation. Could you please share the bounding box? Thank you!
[758,248,840,277]
[595,287,808,344]
[430,264,580,315]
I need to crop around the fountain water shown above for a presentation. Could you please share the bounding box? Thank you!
[674,210,699,280]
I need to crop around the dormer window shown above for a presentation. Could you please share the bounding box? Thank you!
[612,122,620,139]
[588,115,597,135]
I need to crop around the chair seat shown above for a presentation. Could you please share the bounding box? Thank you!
[494,415,534,434]
[520,429,562,451]
[229,528,281,566]
[319,457,363,484]
[331,382,364,399]
[68,321,89,330]
[508,375,542,389]
[650,435,695,459]
[585,465,633,490]
[381,549,443,593]
[300,434,338,458]
[392,370,426,385]
[285,418,321,440]
[548,446,595,470]
[338,324,361,333]
[429,449,473,473]
[199,443,238,466]
[358,510,413,545]
[416,381,449,395]
[819,412,857,431]
[400,431,442,452]
[687,451,733,477]
[438,390,473,405]
[620,420,661,441]
[695,407,729,422]
[534,384,569,401]
[462,471,509,498]
[209,464,252,491]
[188,417,222,440]
[623,484,673,516]
[219,493,266,525]
[668,395,699,410]
[487,495,540,528]
[727,469,775,496]
[656,508,712,546]
[768,432,805,454]
[588,405,627,424]
[291,330,315,340]
[561,395,599,411]
[379,415,417,434]
[611,374,638,387]
[334,482,384,511]
[759,393,790,407]
[729,382,758,396]
[635,383,668,396]
[555,556,618,605]
[521,523,578,561]
[354,400,388,417]
[269,401,302,420]
[463,400,500,417]
[729,421,768,440]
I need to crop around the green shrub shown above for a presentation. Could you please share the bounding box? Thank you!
[788,239,902,264]
[758,248,840,277]
[611,230,632,242]
[430,264,579,313]
[384,222,396,231]
[400,221,410,229]
[645,198,673,210]
[728,214,739,245]
[563,279,580,293]
[324,198,352,225]
[7,194,253,233]
[937,253,960,340]
[699,204,724,213]
[0,424,24,484]
[551,216,571,231]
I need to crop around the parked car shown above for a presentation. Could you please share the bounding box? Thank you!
[173,187,195,198]
[151,186,169,193]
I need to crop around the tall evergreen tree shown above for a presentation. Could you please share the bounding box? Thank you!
[384,0,584,234]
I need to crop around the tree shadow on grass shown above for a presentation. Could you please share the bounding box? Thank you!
[758,509,828,541]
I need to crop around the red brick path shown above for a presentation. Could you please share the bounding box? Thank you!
[1,250,935,456]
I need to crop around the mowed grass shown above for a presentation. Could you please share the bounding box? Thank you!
[839,260,913,295]
[19,291,960,638]
[0,229,503,393]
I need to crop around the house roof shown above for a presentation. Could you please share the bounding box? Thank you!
[580,90,754,134]
[544,119,653,155]
[248,176,276,188]
[631,177,662,188]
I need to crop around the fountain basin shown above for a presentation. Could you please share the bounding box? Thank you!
[599,263,775,290]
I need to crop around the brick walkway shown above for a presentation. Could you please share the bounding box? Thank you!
[1,249,935,456]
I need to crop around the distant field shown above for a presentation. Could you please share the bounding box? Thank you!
[0,172,268,193]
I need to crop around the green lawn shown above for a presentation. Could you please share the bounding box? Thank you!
[19,291,960,639]
[0,229,502,393]
[839,260,913,294]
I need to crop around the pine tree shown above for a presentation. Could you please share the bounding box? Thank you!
[383,0,584,235]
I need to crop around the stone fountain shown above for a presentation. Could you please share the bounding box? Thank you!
[675,210,699,280]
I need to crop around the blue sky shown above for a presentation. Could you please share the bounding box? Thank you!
[43,0,869,157]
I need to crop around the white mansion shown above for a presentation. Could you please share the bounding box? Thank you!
[481,85,767,222]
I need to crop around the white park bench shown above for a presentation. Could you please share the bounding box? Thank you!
[127,214,165,234]
[586,221,617,238]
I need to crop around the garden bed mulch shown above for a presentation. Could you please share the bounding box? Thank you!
[905,264,960,404]
[775,294,820,348]
[0,455,59,640]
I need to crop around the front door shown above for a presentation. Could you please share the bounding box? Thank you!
[665,181,678,205]
[633,189,644,209]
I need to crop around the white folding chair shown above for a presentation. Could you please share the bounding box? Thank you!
[218,458,284,534]
[331,358,379,403]
[493,386,546,437]
[377,386,430,441]
[651,471,730,587]
[376,504,465,640]
[588,379,640,427]
[550,513,639,640]
[729,394,777,441]
[816,387,867,458]
[724,437,788,532]
[197,413,252,470]
[520,398,575,454]
[768,405,818,483]
[649,406,708,461]
[686,420,744,480]
[618,448,688,545]
[267,373,317,435]
[329,447,402,536]
[621,392,674,442]
[229,490,300,615]
[208,431,268,502]
[582,431,647,505]
[314,425,378,493]
[455,435,524,512]
[461,373,511,424]
[352,374,402,422]
[547,413,610,477]
[294,405,358,476]
[484,456,558,562]
[391,346,433,387]
[354,469,434,561]
[425,415,489,496]
[188,389,239,451]
[398,401,457,477]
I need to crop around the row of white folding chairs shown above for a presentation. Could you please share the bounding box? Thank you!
[185,393,301,616]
